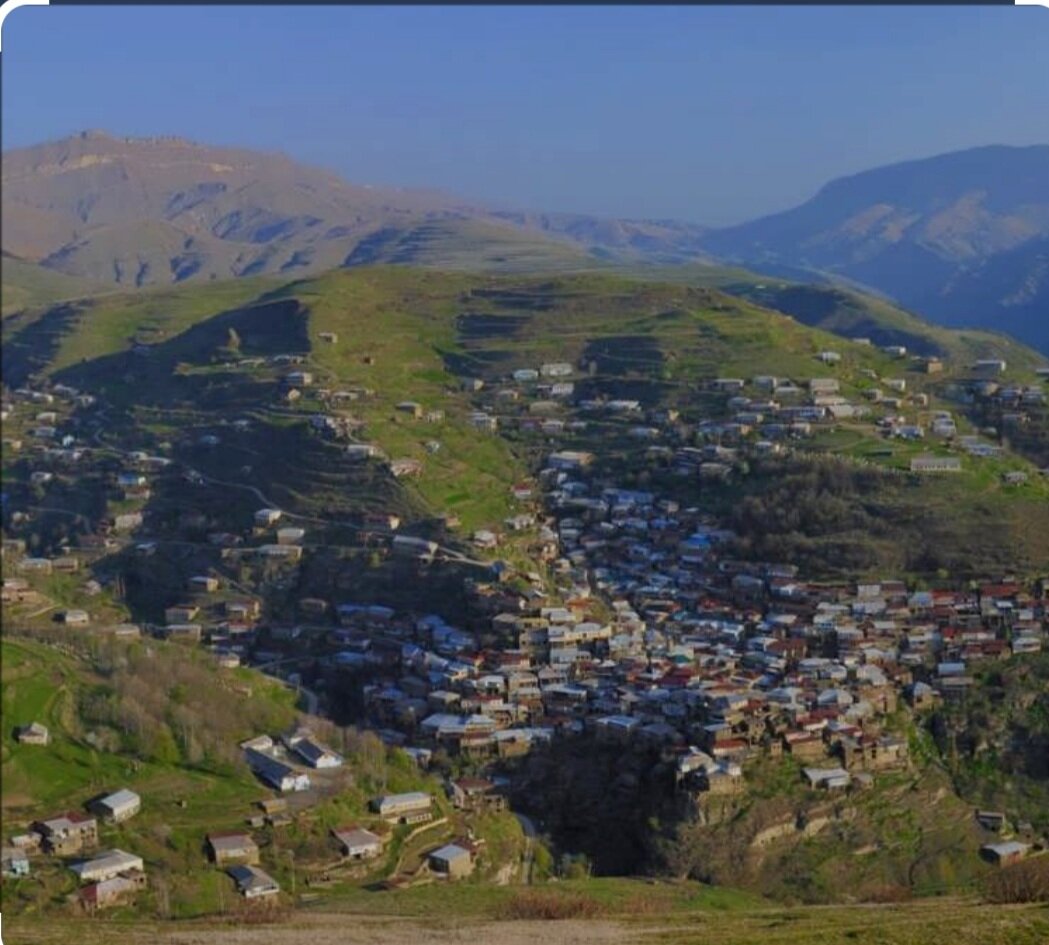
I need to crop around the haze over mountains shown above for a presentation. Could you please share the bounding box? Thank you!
[3,132,1047,351]
[704,145,1049,353]
[0,130,706,285]
[0,130,485,282]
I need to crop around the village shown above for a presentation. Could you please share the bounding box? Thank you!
[2,326,1048,913]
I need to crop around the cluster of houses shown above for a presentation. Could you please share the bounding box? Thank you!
[239,728,344,792]
[434,351,1048,497]
[3,330,1046,638]
[1,762,484,906]
[182,427,1043,849]
[2,790,145,910]
[194,777,485,897]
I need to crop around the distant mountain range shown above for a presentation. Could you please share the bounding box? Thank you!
[3,133,1047,351]
[0,130,710,287]
[702,145,1049,353]
[1,130,493,283]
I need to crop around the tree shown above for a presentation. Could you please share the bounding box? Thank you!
[531,841,554,880]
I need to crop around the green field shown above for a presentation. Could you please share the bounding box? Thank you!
[622,262,1047,379]
[1,635,298,813]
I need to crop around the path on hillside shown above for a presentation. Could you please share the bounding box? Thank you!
[514,812,537,884]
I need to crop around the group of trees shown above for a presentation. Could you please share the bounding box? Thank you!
[724,456,896,574]
[928,652,1049,832]
[75,636,298,771]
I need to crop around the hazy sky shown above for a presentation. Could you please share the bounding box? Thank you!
[4,6,1047,224]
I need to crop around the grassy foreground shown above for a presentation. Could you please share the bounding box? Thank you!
[2,880,1047,945]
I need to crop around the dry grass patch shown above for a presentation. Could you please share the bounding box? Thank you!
[496,890,606,920]
[983,858,1049,904]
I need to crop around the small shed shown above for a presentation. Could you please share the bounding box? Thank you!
[89,789,141,823]
[207,832,260,866]
[428,843,474,879]
[332,826,384,860]
[981,841,1030,867]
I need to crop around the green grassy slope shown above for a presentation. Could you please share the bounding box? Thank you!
[5,267,1047,581]
[2,636,299,808]
[2,633,524,920]
[344,218,603,273]
[621,261,1046,373]
[1,255,110,316]
[1,634,298,916]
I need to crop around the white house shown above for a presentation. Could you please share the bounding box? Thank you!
[332,827,384,860]
[228,864,280,898]
[70,849,144,883]
[89,789,141,823]
[254,508,283,527]
[289,735,343,769]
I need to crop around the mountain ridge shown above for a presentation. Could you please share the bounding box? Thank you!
[702,144,1049,352]
[4,132,1048,352]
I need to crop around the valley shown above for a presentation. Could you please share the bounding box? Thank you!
[2,266,1048,936]
[5,7,1048,942]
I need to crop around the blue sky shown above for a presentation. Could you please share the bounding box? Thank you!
[3,5,1047,224]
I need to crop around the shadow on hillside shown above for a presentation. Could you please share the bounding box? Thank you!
[52,298,310,409]
[2,302,90,389]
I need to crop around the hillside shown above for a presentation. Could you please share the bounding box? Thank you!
[488,209,712,263]
[701,145,1049,353]
[2,635,297,814]
[1,633,300,916]
[1,254,110,316]
[1,632,525,920]
[3,266,1049,931]
[931,651,1049,828]
[4,267,1048,587]
[932,235,1049,339]
[7,134,1048,356]
[3,629,1048,939]
[511,722,1014,897]
[622,261,1041,365]
[341,218,598,272]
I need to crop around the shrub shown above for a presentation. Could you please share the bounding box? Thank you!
[496,891,604,921]
[859,883,913,904]
[982,857,1049,904]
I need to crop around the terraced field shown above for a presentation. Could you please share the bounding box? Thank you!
[5,266,1048,584]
